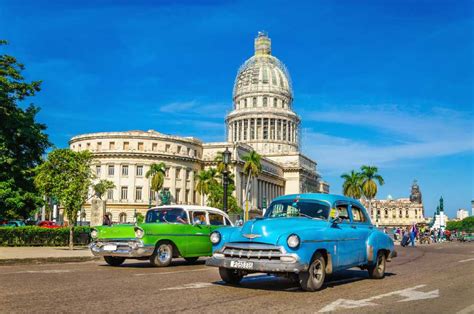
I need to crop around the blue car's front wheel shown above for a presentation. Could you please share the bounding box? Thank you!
[299,252,326,291]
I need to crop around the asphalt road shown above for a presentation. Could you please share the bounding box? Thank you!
[1,242,473,313]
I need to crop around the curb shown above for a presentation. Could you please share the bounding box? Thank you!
[0,256,100,266]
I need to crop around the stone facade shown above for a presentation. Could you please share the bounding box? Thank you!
[362,181,425,227]
[69,32,328,223]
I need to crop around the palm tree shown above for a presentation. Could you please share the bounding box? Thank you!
[195,169,218,206]
[340,170,362,199]
[145,162,166,206]
[242,150,262,219]
[359,165,385,218]
[92,179,115,219]
[214,152,225,174]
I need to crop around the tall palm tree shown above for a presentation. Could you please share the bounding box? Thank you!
[359,165,385,218]
[242,150,262,219]
[214,152,225,174]
[340,170,362,199]
[145,162,166,206]
[195,169,211,206]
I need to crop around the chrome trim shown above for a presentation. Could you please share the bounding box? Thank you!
[146,233,209,237]
[242,234,262,239]
[89,240,154,258]
[302,238,359,243]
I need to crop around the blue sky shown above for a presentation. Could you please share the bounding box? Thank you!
[1,0,473,217]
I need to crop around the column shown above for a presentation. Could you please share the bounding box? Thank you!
[274,119,277,141]
[169,167,176,203]
[190,169,195,205]
[252,176,258,209]
[260,118,264,139]
[253,118,257,140]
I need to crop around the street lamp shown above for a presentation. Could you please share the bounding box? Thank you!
[222,148,231,213]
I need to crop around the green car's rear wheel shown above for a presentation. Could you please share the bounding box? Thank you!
[299,252,326,291]
[150,243,173,267]
[103,256,125,266]
[219,267,243,285]
[184,257,199,264]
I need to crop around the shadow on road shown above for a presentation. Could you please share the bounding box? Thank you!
[98,258,207,268]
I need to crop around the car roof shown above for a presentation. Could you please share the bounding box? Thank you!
[147,205,229,216]
[273,193,366,208]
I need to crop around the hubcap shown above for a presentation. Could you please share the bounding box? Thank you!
[377,255,385,273]
[312,260,323,283]
[158,245,170,262]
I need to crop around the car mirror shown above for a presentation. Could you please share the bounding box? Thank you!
[331,216,342,225]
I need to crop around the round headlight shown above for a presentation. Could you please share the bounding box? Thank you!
[287,234,300,249]
[210,231,221,245]
[134,227,144,239]
[91,229,98,239]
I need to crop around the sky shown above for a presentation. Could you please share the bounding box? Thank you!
[1,0,473,218]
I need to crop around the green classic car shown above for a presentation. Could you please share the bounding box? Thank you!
[90,205,233,267]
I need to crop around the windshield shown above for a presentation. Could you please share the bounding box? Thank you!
[264,199,330,220]
[146,208,188,224]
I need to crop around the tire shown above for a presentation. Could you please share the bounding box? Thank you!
[103,256,125,266]
[299,252,326,291]
[184,257,199,264]
[219,267,243,285]
[149,243,173,267]
[368,251,386,279]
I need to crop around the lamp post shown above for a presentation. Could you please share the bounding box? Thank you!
[222,148,231,213]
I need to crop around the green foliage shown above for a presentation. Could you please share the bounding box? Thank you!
[195,168,219,205]
[0,226,91,247]
[341,170,362,199]
[145,162,166,205]
[206,172,241,213]
[34,149,93,248]
[446,220,461,231]
[136,212,145,224]
[359,165,384,200]
[0,40,51,219]
[242,150,262,212]
[448,217,474,232]
[93,179,115,199]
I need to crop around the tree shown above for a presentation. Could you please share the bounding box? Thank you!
[206,170,241,213]
[242,150,262,219]
[35,149,93,249]
[0,40,51,219]
[340,170,362,199]
[145,162,166,206]
[92,179,115,215]
[359,165,385,218]
[195,168,219,206]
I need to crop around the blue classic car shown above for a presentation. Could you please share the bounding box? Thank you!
[206,193,396,291]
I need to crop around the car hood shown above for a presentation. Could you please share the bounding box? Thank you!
[96,224,136,239]
[228,217,328,245]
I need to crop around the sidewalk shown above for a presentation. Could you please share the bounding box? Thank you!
[0,246,98,265]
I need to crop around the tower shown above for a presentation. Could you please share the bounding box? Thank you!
[226,32,300,155]
[409,179,422,204]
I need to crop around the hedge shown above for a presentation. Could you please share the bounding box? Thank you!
[0,226,91,247]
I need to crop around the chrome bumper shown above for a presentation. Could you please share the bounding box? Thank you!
[89,240,154,258]
[206,254,308,273]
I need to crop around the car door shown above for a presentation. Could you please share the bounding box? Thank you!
[187,210,212,256]
[333,202,360,268]
[350,203,373,264]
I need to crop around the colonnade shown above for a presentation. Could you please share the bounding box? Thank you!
[228,117,298,143]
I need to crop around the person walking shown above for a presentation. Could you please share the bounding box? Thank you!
[410,223,417,247]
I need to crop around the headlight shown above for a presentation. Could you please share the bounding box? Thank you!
[134,227,144,239]
[91,229,98,239]
[287,234,300,249]
[210,231,221,245]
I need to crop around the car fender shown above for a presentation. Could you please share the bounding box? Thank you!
[367,230,395,263]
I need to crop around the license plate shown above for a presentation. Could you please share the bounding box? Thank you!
[230,260,254,269]
[103,244,117,251]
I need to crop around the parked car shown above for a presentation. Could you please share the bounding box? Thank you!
[459,233,474,242]
[90,205,233,267]
[206,193,396,291]
[38,221,62,228]
[1,220,26,227]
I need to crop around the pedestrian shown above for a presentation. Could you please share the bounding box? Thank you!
[410,223,417,247]
[235,215,243,226]
[103,214,112,226]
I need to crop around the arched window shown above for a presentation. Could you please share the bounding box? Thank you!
[263,97,267,107]
[252,97,257,107]
[273,98,277,107]
[119,212,127,223]
[244,99,247,108]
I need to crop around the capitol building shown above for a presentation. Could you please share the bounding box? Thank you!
[70,32,329,223]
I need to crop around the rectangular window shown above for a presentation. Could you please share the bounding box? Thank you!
[109,142,115,150]
[194,149,197,158]
[263,97,267,107]
[177,146,181,154]
[122,165,128,176]
[97,142,102,150]
[187,147,191,156]
[108,165,114,176]
[165,144,170,152]
[252,97,257,107]
[351,205,367,222]
[96,165,101,176]
[107,189,113,200]
[186,170,191,180]
[273,98,277,107]
[121,186,128,200]
[86,143,90,149]
[152,143,157,151]
[185,189,190,203]
[123,142,129,150]
[208,213,224,226]
[175,189,181,203]
[136,165,143,176]
[149,189,156,201]
[165,168,170,178]
[176,168,181,179]
[138,142,144,151]
[135,187,142,201]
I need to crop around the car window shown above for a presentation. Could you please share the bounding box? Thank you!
[146,208,188,224]
[224,217,232,226]
[351,205,367,223]
[208,213,224,226]
[335,204,350,222]
[191,211,207,225]
[264,200,330,220]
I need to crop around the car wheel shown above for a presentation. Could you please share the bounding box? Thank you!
[299,252,326,291]
[368,251,386,279]
[150,243,173,267]
[103,256,125,266]
[219,267,243,285]
[184,257,199,264]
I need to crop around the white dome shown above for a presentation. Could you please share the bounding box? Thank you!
[233,32,292,99]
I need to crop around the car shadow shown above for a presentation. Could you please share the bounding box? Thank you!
[98,258,207,268]
[212,269,396,292]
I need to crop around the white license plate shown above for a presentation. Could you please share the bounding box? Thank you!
[230,260,254,269]
[103,244,117,251]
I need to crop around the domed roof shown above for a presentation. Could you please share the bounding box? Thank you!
[233,32,292,99]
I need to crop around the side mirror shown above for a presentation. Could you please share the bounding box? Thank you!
[331,217,342,225]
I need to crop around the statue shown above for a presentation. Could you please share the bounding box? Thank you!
[439,196,444,212]
[159,190,171,205]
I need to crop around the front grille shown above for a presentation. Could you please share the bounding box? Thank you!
[222,243,283,260]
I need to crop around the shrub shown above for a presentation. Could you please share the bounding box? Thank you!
[0,226,91,247]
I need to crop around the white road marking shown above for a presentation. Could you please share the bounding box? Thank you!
[134,268,212,276]
[458,258,474,263]
[318,284,439,312]
[456,304,474,314]
[1,269,73,275]
[160,282,215,291]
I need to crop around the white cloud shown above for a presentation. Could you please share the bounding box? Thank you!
[158,100,230,119]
